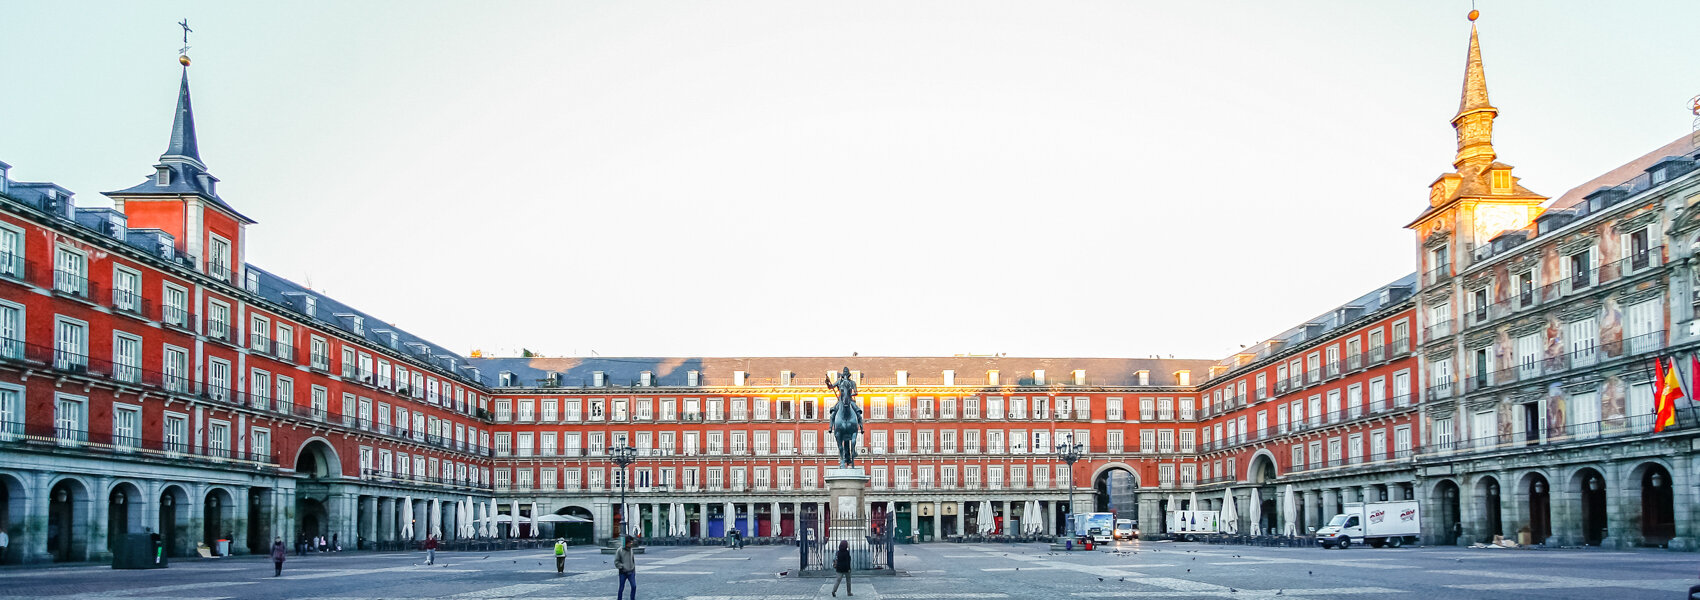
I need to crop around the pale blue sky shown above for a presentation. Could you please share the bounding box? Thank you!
[2,1,1695,360]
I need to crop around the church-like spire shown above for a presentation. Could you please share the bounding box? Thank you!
[162,68,204,168]
[1451,11,1498,171]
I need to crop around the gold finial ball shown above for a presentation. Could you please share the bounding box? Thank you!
[1468,9,1479,21]
[178,54,191,67]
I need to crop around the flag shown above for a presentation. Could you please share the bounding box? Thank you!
[1655,357,1682,433]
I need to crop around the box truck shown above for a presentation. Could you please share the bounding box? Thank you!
[1067,512,1116,543]
[1316,501,1420,549]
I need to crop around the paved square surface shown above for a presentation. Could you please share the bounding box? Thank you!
[1,540,1695,599]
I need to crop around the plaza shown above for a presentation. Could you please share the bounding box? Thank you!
[0,541,1693,600]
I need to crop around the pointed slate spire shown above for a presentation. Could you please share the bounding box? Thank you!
[162,68,204,168]
[1451,14,1499,171]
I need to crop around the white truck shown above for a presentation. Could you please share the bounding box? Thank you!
[1166,510,1220,539]
[1067,512,1116,543]
[1316,501,1420,549]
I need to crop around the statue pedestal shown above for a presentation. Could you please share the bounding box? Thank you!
[825,468,870,522]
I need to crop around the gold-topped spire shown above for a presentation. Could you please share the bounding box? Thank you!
[1451,12,1497,170]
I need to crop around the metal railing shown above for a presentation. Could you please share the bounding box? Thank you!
[1461,330,1665,396]
[1418,412,1682,457]
[0,419,277,466]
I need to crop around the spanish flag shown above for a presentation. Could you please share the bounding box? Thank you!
[1654,357,1682,433]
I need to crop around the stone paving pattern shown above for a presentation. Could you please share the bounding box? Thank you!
[0,540,1694,600]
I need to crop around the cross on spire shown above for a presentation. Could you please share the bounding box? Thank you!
[178,18,192,56]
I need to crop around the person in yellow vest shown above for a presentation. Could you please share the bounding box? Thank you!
[553,538,567,573]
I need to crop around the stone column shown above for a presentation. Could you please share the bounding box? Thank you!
[1674,454,1698,551]
[230,485,250,555]
[186,483,206,553]
[954,501,964,535]
[723,501,734,537]
[1603,462,1634,549]
[414,499,428,541]
[88,476,114,562]
[933,501,943,541]
[359,496,377,546]
[1341,486,1359,504]
[378,498,394,542]
[1321,489,1338,524]
[745,501,756,535]
[141,481,163,545]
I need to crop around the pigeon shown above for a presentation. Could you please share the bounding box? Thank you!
[1276,591,1284,596]
[1307,570,1313,576]
[1097,577,1103,582]
[1229,588,1238,593]
[777,570,789,577]
[1186,569,1191,573]
[1118,577,1126,582]
[1455,558,1463,563]
[481,556,490,559]
[1192,557,1196,561]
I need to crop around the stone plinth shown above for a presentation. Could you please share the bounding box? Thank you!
[826,468,871,521]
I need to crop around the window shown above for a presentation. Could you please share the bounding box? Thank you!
[1140,430,1154,453]
[0,224,20,278]
[208,236,232,281]
[163,284,189,326]
[113,332,141,383]
[252,428,270,460]
[1567,249,1593,289]
[207,301,230,341]
[163,413,188,453]
[208,421,230,458]
[310,337,329,370]
[1626,299,1661,353]
[54,247,87,297]
[1106,397,1123,420]
[1491,169,1510,191]
[113,266,141,313]
[1434,417,1454,447]
[1429,302,1450,337]
[1157,430,1174,453]
[250,315,270,352]
[208,359,232,400]
[1516,271,1536,307]
[53,316,87,371]
[0,386,19,439]
[113,405,140,450]
[55,394,86,445]
[1568,318,1597,365]
[1255,373,1268,399]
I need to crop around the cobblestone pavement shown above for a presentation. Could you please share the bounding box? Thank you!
[1,540,1695,599]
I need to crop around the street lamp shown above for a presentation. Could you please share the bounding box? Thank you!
[608,444,637,540]
[1056,434,1084,535]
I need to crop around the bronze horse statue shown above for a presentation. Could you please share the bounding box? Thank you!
[826,367,863,468]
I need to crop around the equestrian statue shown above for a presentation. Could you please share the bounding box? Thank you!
[825,367,864,468]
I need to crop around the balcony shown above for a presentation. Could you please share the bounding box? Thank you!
[1464,330,1665,395]
[1424,264,1451,286]
[1419,412,1674,458]
[162,307,196,332]
[52,269,97,302]
[0,253,31,284]
[110,289,152,320]
[1425,319,1453,340]
[2,420,278,467]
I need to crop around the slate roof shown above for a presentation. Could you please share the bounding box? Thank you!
[1549,132,1700,211]
[103,69,254,224]
[467,356,1217,389]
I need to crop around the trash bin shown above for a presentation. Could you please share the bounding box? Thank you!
[215,539,230,556]
[113,533,167,569]
[1083,539,1094,551]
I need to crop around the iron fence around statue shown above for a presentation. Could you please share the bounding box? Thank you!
[798,513,894,573]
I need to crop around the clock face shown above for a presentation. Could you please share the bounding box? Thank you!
[1431,184,1447,206]
[1474,204,1527,242]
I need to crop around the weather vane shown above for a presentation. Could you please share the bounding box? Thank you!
[178,18,192,56]
[177,18,192,67]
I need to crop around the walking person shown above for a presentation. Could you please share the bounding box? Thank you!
[270,537,287,577]
[831,540,852,597]
[0,527,9,563]
[424,535,438,565]
[615,536,637,600]
[553,538,568,574]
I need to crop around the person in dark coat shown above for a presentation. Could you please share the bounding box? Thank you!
[831,540,852,596]
[270,537,287,577]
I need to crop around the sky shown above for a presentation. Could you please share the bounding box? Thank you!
[2,1,1696,361]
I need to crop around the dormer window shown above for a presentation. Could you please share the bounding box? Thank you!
[155,166,170,186]
[1175,370,1191,386]
[592,371,606,387]
[351,316,364,335]
[1491,169,1511,191]
[303,295,317,317]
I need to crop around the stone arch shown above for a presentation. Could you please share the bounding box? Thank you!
[106,480,146,555]
[46,475,93,562]
[157,484,191,556]
[203,487,237,552]
[1471,474,1504,542]
[1627,460,1676,547]
[555,504,595,544]
[1569,466,1609,546]
[1090,462,1140,516]
[294,438,342,479]
[1428,478,1462,546]
[1245,450,1280,484]
[0,471,26,564]
[1514,469,1553,544]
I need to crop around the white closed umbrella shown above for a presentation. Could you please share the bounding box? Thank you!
[430,497,442,538]
[675,504,686,536]
[1220,488,1238,534]
[465,497,477,538]
[981,501,994,533]
[1249,488,1263,535]
[487,498,497,538]
[771,506,782,537]
[1190,490,1199,512]
[532,502,542,538]
[509,500,520,537]
[1282,485,1298,536]
[400,495,414,539]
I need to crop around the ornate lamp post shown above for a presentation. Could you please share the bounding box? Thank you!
[1056,434,1084,534]
[608,444,637,540]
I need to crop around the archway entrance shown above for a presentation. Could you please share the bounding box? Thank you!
[247,488,272,554]
[556,506,594,544]
[0,474,21,564]
[1524,473,1551,544]
[1635,463,1675,547]
[48,479,88,562]
[1475,476,1502,542]
[1093,467,1139,526]
[108,483,143,554]
[298,498,328,540]
[1575,468,1607,546]
[1432,480,1461,546]
[203,488,234,554]
[1247,454,1278,534]
[159,486,189,557]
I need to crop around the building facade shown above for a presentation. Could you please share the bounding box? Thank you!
[2,15,1700,565]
